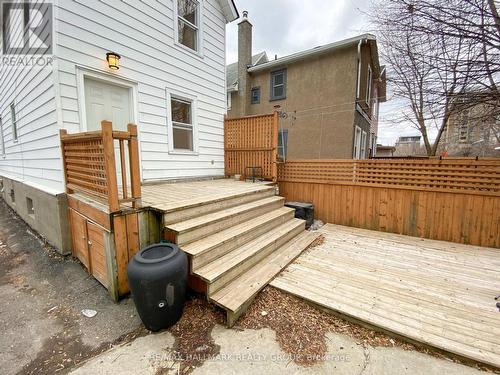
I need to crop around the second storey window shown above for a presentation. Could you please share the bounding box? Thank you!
[10,102,18,142]
[270,69,287,101]
[251,87,260,104]
[177,0,200,52]
[171,97,194,151]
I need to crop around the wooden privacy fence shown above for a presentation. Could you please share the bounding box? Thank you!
[224,112,279,181]
[278,158,500,247]
[60,121,142,212]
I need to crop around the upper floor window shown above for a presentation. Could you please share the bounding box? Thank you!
[10,102,18,142]
[270,69,287,101]
[176,0,200,52]
[366,65,372,106]
[251,87,260,104]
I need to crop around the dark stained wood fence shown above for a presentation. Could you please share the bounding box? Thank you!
[224,113,278,181]
[278,159,500,248]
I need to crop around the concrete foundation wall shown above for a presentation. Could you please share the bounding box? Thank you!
[0,176,71,255]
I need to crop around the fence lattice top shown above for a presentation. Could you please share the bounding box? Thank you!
[278,159,500,195]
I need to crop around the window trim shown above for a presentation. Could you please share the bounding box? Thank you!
[270,69,287,101]
[166,89,198,155]
[251,86,261,104]
[10,102,18,142]
[366,65,372,107]
[173,0,204,58]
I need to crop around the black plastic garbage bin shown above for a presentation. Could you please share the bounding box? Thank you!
[127,243,187,331]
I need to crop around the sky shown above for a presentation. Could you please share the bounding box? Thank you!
[225,0,423,146]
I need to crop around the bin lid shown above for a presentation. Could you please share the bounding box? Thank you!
[135,243,179,264]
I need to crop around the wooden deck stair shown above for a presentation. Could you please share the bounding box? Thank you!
[163,187,320,326]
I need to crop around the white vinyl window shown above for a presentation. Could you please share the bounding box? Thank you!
[10,102,18,142]
[366,65,372,106]
[353,126,362,159]
[360,131,367,158]
[168,93,197,153]
[227,92,232,111]
[176,0,200,52]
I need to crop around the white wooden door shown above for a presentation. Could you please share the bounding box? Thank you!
[84,78,133,188]
[84,78,132,131]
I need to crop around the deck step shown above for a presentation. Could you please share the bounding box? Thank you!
[209,230,321,327]
[163,186,276,225]
[184,207,296,270]
[199,218,305,295]
[166,196,285,245]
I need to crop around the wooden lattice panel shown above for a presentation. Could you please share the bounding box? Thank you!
[224,113,278,180]
[278,159,500,195]
[62,138,108,199]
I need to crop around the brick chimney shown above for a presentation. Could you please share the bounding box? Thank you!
[237,11,252,116]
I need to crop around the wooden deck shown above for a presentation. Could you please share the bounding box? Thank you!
[270,224,500,368]
[141,179,273,212]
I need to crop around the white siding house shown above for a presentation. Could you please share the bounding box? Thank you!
[0,0,238,252]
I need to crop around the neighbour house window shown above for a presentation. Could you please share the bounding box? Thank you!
[0,115,4,156]
[171,96,194,151]
[458,110,469,143]
[227,92,232,111]
[366,65,372,106]
[360,131,367,158]
[353,126,362,159]
[278,129,288,160]
[11,102,18,142]
[251,87,260,104]
[270,69,287,101]
[176,0,200,52]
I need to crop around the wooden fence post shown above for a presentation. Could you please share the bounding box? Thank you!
[101,121,120,212]
[272,111,279,182]
[127,123,142,208]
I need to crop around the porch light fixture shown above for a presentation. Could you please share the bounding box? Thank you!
[106,52,121,70]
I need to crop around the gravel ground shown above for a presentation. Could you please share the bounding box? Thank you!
[0,199,144,375]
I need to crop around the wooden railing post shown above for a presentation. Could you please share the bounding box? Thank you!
[127,123,142,208]
[272,111,279,182]
[101,121,120,212]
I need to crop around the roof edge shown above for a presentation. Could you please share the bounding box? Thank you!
[219,0,239,23]
[248,34,377,73]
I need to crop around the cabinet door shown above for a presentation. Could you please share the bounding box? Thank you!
[69,209,90,269]
[87,222,108,288]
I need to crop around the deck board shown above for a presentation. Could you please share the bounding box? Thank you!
[141,179,274,212]
[270,224,500,368]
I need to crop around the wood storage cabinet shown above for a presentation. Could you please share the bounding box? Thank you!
[68,196,161,301]
[69,209,111,290]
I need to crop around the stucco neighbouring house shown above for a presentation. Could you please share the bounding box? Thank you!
[226,12,387,160]
[0,0,238,253]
